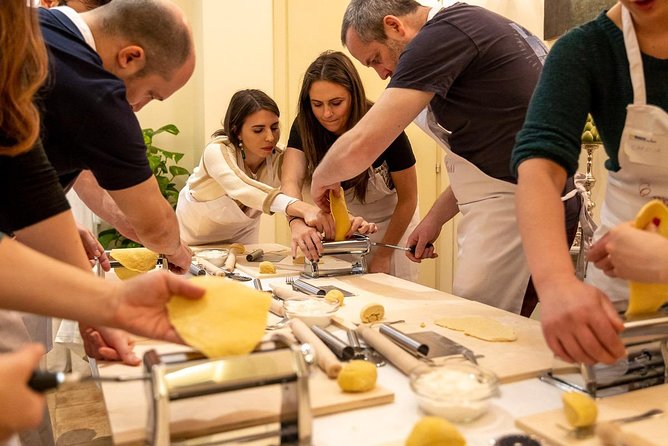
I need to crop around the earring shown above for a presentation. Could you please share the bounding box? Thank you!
[238,141,246,160]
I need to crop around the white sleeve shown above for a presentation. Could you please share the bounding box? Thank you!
[270,194,299,214]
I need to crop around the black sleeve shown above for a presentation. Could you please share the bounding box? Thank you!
[286,119,304,151]
[378,131,416,172]
[78,86,153,191]
[0,140,70,233]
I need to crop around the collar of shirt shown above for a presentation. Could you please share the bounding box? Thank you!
[51,5,97,50]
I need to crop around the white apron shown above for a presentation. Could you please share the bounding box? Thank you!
[178,149,279,245]
[346,162,420,281]
[414,107,528,313]
[178,185,261,245]
[585,6,668,305]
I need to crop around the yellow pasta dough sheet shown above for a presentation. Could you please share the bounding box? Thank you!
[626,199,668,317]
[434,316,517,342]
[167,276,271,358]
[110,247,159,272]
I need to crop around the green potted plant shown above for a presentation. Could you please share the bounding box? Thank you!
[98,124,190,249]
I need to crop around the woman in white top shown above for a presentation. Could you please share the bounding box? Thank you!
[177,89,374,245]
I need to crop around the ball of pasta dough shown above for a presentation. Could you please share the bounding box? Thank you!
[405,416,466,446]
[258,261,276,274]
[360,303,384,323]
[337,360,377,392]
[229,243,245,255]
[324,289,345,306]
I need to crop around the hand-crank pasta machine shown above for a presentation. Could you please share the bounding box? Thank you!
[143,335,314,445]
[302,237,370,278]
[544,311,668,397]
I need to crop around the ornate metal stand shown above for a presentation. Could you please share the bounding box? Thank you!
[570,143,601,279]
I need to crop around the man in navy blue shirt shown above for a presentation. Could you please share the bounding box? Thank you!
[35,0,195,275]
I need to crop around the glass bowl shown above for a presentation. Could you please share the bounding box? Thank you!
[283,297,340,328]
[195,249,229,267]
[410,359,500,423]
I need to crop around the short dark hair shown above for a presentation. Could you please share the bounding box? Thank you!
[213,89,280,148]
[341,0,420,45]
[97,0,192,78]
[296,51,372,202]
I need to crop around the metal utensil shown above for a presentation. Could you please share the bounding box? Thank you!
[310,326,355,360]
[286,277,326,296]
[347,329,386,366]
[29,370,147,392]
[266,317,290,331]
[188,262,206,276]
[370,241,433,254]
[379,323,430,357]
[557,408,664,439]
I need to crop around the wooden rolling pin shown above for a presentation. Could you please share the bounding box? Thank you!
[269,282,307,300]
[269,298,285,317]
[196,258,226,276]
[223,251,236,272]
[356,324,423,376]
[289,319,342,379]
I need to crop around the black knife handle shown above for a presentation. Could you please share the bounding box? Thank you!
[408,243,433,254]
[28,370,63,392]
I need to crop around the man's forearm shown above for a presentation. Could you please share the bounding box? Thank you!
[424,186,459,226]
[73,171,139,241]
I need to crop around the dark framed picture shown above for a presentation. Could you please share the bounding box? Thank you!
[544,0,616,40]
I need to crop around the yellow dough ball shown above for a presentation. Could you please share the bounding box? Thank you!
[229,243,245,255]
[405,416,466,446]
[337,360,377,393]
[325,289,345,306]
[360,303,385,323]
[258,261,276,274]
[562,392,597,428]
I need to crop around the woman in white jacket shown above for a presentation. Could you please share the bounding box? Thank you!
[177,89,375,245]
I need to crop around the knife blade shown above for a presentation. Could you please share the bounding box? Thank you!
[371,241,433,254]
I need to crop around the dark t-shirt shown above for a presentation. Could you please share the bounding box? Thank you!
[287,120,416,176]
[37,8,152,190]
[0,135,70,233]
[388,2,547,183]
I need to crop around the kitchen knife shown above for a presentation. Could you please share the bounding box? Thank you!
[371,241,433,254]
[29,370,147,392]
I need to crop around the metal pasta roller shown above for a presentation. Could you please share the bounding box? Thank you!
[144,334,314,445]
[302,236,370,278]
[544,312,668,397]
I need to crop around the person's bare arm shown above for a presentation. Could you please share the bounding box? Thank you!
[310,88,433,210]
[0,236,203,342]
[73,170,139,242]
[106,176,191,271]
[406,185,458,261]
[516,158,624,364]
[369,166,418,273]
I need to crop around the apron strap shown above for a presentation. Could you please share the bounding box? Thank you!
[621,6,647,105]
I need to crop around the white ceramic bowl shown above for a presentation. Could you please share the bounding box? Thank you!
[410,359,500,423]
[283,297,340,328]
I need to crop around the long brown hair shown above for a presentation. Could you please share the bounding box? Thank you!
[212,89,280,149]
[297,51,373,202]
[0,0,48,156]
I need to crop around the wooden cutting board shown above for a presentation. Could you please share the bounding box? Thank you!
[516,384,668,445]
[98,341,393,445]
[302,274,567,383]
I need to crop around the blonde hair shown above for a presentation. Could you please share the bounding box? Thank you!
[0,0,48,155]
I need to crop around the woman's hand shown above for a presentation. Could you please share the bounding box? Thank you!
[301,205,336,240]
[348,215,377,237]
[289,218,324,261]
